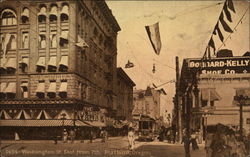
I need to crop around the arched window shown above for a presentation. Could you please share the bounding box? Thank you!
[49,4,57,22]
[38,6,46,23]
[39,34,46,48]
[21,8,29,23]
[60,4,69,22]
[1,9,17,26]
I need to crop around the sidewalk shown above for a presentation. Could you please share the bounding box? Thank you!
[0,136,125,144]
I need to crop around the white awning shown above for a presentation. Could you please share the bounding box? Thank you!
[236,89,250,97]
[36,57,45,67]
[36,82,45,93]
[207,114,239,126]
[3,33,12,55]
[14,110,31,120]
[59,82,67,92]
[4,82,16,93]
[47,82,56,93]
[48,56,57,67]
[5,58,16,69]
[20,82,28,92]
[60,31,68,40]
[59,56,68,67]
[38,7,46,16]
[54,110,71,119]
[19,57,29,66]
[76,35,89,48]
[0,83,7,93]
[21,8,29,18]
[49,6,58,16]
[61,5,69,16]
[0,110,11,119]
[37,110,52,119]
[201,89,221,101]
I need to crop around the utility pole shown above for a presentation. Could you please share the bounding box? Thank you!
[175,56,182,142]
[185,85,191,157]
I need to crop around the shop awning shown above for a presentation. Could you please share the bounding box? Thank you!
[4,82,16,93]
[48,56,57,67]
[37,110,52,120]
[59,82,67,92]
[0,82,7,93]
[85,121,106,127]
[47,82,56,93]
[207,114,239,126]
[201,89,221,101]
[36,82,45,93]
[0,110,11,119]
[5,58,16,69]
[0,120,90,127]
[14,110,31,120]
[36,57,45,67]
[236,89,250,97]
[59,56,68,67]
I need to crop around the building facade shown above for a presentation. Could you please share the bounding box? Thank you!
[132,87,167,130]
[178,54,250,139]
[0,0,120,139]
[116,67,135,121]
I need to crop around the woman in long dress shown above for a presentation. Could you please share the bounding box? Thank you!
[128,128,135,151]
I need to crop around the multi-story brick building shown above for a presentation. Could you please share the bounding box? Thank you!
[177,52,250,140]
[0,0,120,139]
[116,67,135,121]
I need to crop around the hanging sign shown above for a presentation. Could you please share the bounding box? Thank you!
[188,57,250,74]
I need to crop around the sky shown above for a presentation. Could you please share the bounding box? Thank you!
[106,0,249,113]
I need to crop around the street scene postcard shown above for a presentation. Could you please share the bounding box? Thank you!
[0,0,249,157]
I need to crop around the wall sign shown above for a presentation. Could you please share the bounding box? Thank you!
[188,57,250,74]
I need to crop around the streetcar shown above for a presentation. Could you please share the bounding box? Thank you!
[137,116,155,141]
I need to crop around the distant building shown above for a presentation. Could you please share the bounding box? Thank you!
[177,54,250,139]
[116,67,136,121]
[132,87,167,129]
[0,0,120,139]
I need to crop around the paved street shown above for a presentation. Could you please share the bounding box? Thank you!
[0,137,205,157]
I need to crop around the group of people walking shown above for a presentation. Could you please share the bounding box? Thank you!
[205,124,249,157]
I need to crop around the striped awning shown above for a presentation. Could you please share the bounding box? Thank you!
[85,121,106,127]
[0,120,90,127]
[207,114,239,126]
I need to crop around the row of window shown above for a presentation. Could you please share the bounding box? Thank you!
[0,4,69,26]
[38,4,69,23]
[0,80,68,99]
[0,55,68,74]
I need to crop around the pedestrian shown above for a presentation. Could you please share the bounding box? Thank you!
[181,132,190,154]
[210,132,228,157]
[128,127,135,151]
[62,129,68,143]
[69,129,76,143]
[191,131,199,150]
[227,133,237,157]
[205,133,213,157]
[89,128,93,143]
[236,140,247,157]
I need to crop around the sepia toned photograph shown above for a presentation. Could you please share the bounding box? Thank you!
[0,0,249,157]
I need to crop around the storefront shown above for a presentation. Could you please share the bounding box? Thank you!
[179,54,250,137]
